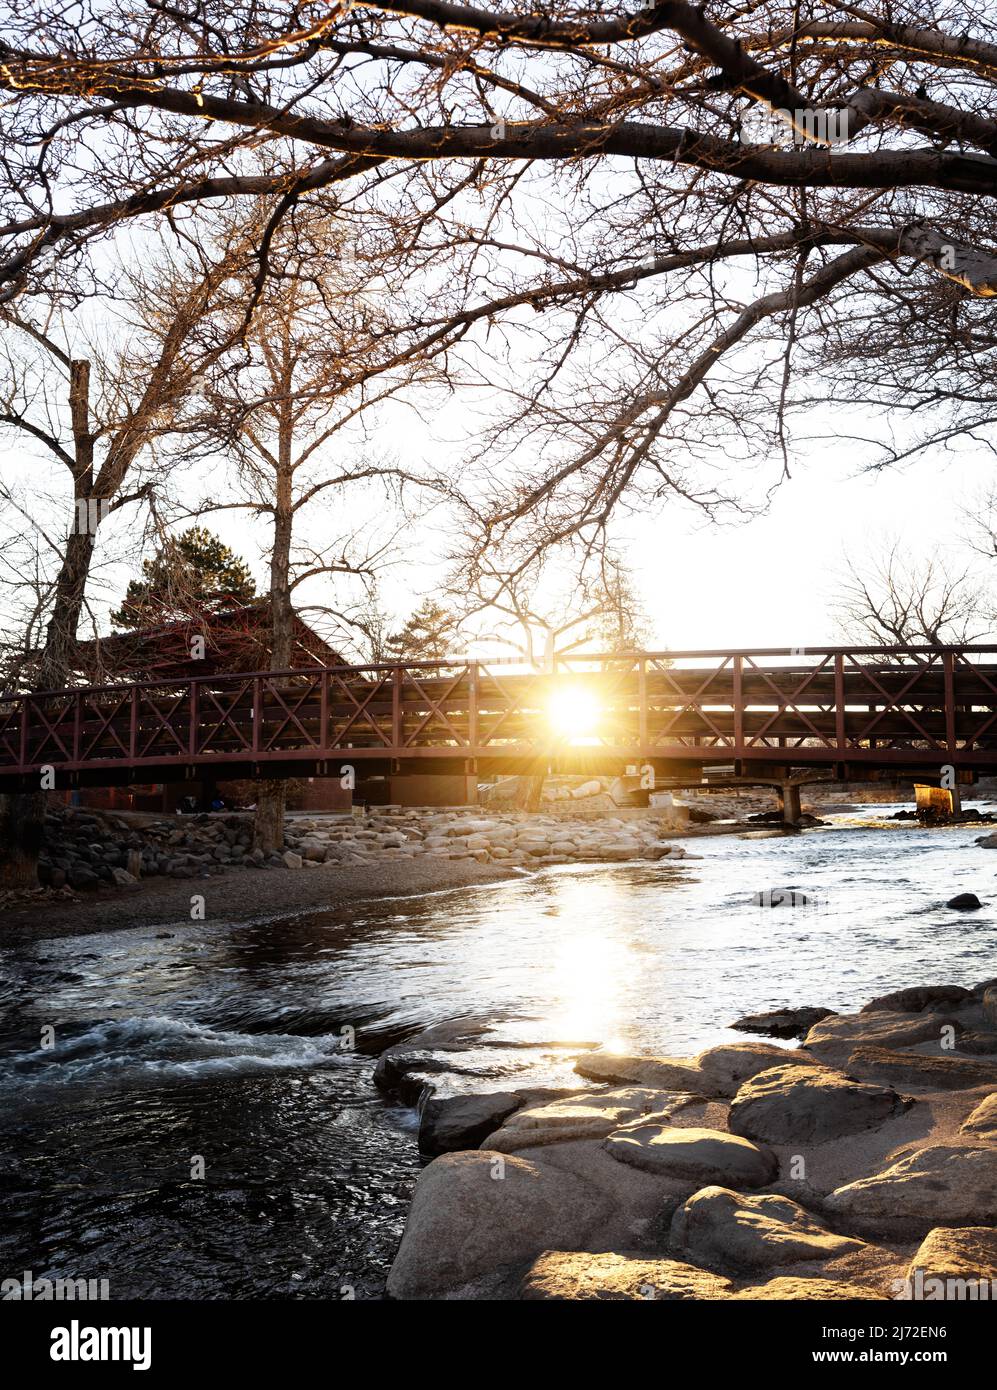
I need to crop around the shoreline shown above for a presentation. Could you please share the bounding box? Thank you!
[0,807,766,944]
[0,803,982,945]
[0,856,522,943]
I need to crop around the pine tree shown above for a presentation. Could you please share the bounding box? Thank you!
[385,599,460,661]
[112,526,256,629]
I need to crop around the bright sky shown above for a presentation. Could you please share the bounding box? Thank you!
[4,401,989,658]
[326,406,994,653]
[626,449,990,651]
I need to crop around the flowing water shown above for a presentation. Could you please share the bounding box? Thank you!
[2,806,996,1299]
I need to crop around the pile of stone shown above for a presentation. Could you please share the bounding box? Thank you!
[283,808,689,870]
[383,977,997,1300]
[32,804,689,893]
[37,805,266,890]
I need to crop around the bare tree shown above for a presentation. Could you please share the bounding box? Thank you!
[6,2,997,868]
[186,204,448,851]
[962,486,997,565]
[832,541,992,647]
[0,239,247,885]
[348,583,395,664]
[1,0,997,566]
[459,551,650,668]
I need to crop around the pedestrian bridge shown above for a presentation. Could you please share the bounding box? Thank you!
[2,645,997,793]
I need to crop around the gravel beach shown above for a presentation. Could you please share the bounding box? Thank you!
[0,855,520,943]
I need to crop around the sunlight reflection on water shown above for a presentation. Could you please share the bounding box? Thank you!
[2,803,996,1297]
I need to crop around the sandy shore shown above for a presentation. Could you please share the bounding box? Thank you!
[0,857,521,943]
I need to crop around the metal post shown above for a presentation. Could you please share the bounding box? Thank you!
[732,655,743,757]
[189,680,198,758]
[392,667,402,749]
[129,687,138,761]
[944,651,956,756]
[834,653,845,752]
[468,662,479,753]
[19,695,29,771]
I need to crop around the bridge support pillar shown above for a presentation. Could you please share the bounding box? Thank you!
[778,783,802,826]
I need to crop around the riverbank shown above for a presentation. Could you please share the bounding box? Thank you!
[383,978,997,1300]
[0,801,740,941]
[0,854,523,942]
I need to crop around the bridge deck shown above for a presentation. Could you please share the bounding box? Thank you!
[3,646,997,791]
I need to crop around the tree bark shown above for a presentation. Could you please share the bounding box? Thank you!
[252,777,286,854]
[517,770,546,812]
[0,551,92,886]
[0,531,95,887]
[252,381,295,855]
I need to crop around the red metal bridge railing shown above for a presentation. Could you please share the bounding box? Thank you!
[3,645,997,788]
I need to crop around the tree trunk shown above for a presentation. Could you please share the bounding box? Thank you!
[0,517,97,889]
[517,770,546,812]
[38,529,95,688]
[253,778,287,854]
[252,397,295,856]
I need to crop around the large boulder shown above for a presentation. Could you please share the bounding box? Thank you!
[374,1015,497,1102]
[729,1006,835,1040]
[386,1151,609,1299]
[728,1063,907,1144]
[825,1146,997,1233]
[67,864,99,890]
[697,1041,818,1093]
[419,1091,522,1156]
[574,1052,707,1092]
[670,1186,866,1272]
[604,1124,777,1188]
[845,1045,997,1092]
[512,1137,704,1252]
[861,985,972,1014]
[483,1087,676,1152]
[575,1042,819,1098]
[520,1249,734,1300]
[961,1092,997,1139]
[804,1009,963,1063]
[904,1226,997,1292]
[734,1276,882,1300]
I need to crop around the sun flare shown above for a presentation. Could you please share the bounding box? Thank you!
[546,685,600,738]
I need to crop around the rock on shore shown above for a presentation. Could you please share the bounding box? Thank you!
[26,803,693,901]
[384,973,997,1300]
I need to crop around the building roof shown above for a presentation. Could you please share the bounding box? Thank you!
[74,599,346,683]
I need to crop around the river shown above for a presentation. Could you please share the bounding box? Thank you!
[2,806,995,1298]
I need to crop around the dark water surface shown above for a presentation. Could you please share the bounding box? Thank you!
[2,807,996,1298]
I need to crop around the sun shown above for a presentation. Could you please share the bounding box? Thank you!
[546,685,600,738]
